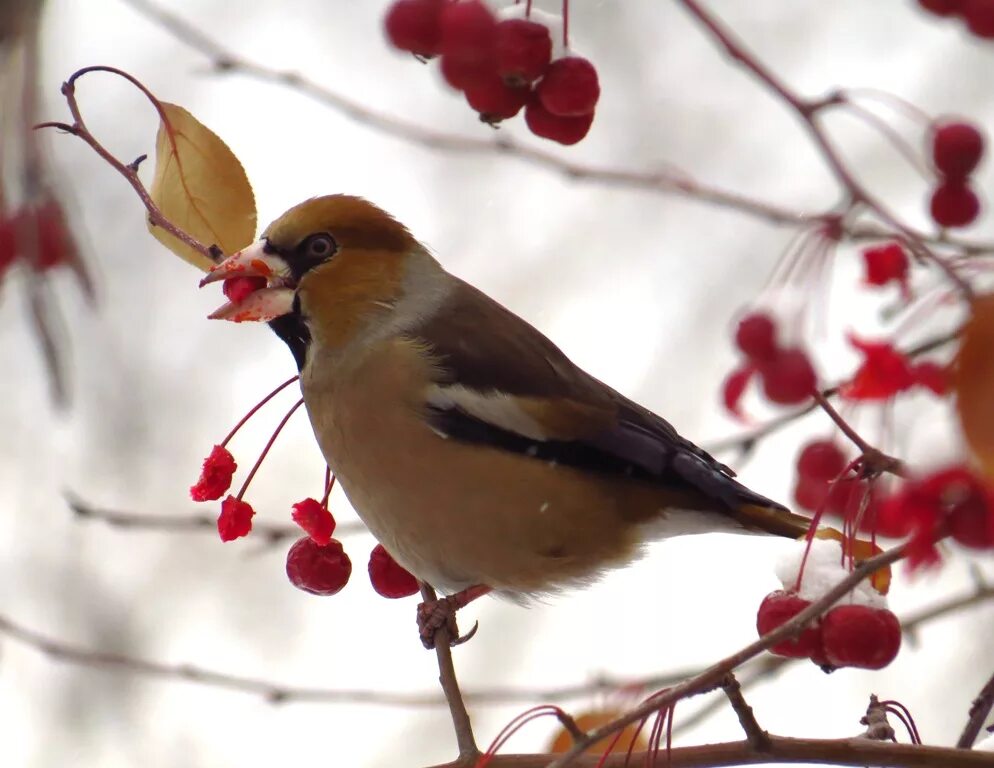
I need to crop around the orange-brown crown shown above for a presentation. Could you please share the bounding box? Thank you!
[263,194,418,255]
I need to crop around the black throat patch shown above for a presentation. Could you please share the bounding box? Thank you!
[267,295,310,371]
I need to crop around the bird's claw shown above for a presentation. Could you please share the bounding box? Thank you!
[417,595,462,649]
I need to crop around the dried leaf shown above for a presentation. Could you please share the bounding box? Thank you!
[956,293,994,479]
[549,710,650,755]
[147,103,256,271]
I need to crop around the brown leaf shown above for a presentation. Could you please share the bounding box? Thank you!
[956,293,994,479]
[147,103,256,271]
[549,710,650,755]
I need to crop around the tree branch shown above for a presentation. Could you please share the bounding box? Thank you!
[957,671,994,749]
[115,0,994,259]
[546,543,908,767]
[426,736,994,768]
[721,674,770,751]
[419,583,480,764]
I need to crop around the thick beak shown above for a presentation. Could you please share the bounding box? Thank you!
[199,241,296,323]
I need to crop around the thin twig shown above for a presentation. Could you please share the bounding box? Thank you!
[114,0,994,259]
[3,554,989,712]
[704,330,960,457]
[721,674,770,751]
[676,0,974,301]
[419,583,480,764]
[38,66,217,264]
[957,671,994,749]
[65,493,367,545]
[546,542,908,767]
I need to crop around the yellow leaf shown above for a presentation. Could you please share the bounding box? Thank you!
[147,103,256,272]
[956,293,994,479]
[549,710,650,755]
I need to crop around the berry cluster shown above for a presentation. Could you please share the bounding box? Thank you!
[758,538,901,670]
[881,464,994,568]
[724,312,817,416]
[287,539,420,598]
[927,120,985,228]
[187,378,421,599]
[0,197,78,279]
[793,439,850,513]
[384,0,600,145]
[842,334,949,401]
[918,0,994,40]
[757,591,901,669]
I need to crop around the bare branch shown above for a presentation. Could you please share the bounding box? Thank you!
[65,493,367,545]
[957,671,994,749]
[425,737,994,768]
[546,543,908,767]
[419,583,480,764]
[721,674,770,751]
[117,0,994,258]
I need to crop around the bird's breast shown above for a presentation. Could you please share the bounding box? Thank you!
[299,338,674,595]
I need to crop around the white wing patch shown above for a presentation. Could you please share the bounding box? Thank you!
[425,384,550,441]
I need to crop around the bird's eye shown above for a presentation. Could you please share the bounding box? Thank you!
[304,233,336,260]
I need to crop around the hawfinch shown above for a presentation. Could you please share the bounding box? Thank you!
[201,195,812,642]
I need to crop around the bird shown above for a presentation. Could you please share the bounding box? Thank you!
[200,194,818,646]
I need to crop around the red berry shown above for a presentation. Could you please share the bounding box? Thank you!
[524,97,594,145]
[963,0,994,38]
[949,493,994,548]
[918,0,964,13]
[793,477,830,512]
[495,19,552,84]
[439,53,497,90]
[821,605,901,669]
[464,74,530,122]
[439,0,497,62]
[536,56,600,117]
[912,361,949,395]
[384,0,445,56]
[33,200,76,270]
[842,336,916,401]
[734,312,778,361]
[223,276,267,305]
[368,544,420,598]
[217,495,254,542]
[930,180,981,227]
[190,445,237,502]
[861,243,909,288]
[758,348,817,405]
[286,537,352,596]
[722,364,755,420]
[0,216,15,277]
[756,591,823,659]
[291,498,336,546]
[798,440,848,483]
[931,121,985,179]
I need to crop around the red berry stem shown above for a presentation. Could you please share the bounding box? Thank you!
[677,0,975,303]
[321,465,336,507]
[840,87,933,128]
[811,389,873,456]
[561,0,569,48]
[842,101,933,180]
[220,375,300,447]
[879,700,922,745]
[233,398,304,501]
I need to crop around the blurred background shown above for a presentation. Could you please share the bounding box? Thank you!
[1,1,993,766]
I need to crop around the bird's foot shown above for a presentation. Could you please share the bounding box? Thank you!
[417,584,491,650]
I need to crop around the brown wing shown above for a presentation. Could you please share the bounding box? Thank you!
[410,279,786,514]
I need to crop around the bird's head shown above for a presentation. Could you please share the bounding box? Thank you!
[201,195,427,363]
